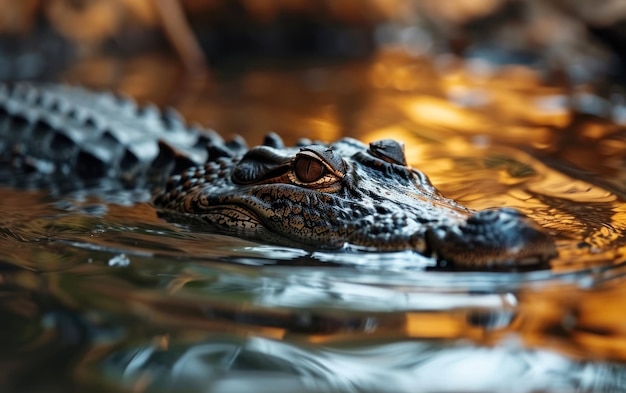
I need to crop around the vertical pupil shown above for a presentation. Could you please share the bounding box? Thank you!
[295,156,325,182]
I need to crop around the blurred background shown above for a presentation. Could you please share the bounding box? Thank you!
[1,0,625,143]
[2,0,625,83]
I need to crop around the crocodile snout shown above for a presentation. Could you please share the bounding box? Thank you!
[426,208,557,269]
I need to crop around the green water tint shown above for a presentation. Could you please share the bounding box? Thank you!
[2,55,626,392]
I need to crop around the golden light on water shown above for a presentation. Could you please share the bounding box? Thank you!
[405,312,465,338]
[401,96,491,133]
[5,2,626,388]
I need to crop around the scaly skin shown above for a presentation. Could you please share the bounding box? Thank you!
[154,136,557,268]
[0,83,557,269]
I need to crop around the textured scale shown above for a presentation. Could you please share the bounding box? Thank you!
[0,83,558,270]
[0,83,214,189]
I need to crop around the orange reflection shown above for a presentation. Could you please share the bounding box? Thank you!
[406,312,468,338]
[518,277,626,362]
[401,96,491,133]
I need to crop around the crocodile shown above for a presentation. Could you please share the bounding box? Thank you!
[0,83,557,269]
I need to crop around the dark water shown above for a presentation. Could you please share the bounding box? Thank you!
[3,53,626,392]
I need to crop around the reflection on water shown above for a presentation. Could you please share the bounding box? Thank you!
[99,337,626,393]
[3,52,626,392]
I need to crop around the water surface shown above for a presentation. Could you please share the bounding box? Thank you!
[2,53,626,392]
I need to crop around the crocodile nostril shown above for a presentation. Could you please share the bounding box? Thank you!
[466,208,525,227]
[498,207,524,217]
[467,209,498,225]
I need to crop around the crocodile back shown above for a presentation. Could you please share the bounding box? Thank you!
[0,83,217,192]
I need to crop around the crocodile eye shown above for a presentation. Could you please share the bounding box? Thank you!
[294,155,326,183]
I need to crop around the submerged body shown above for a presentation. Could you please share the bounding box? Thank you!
[0,83,556,269]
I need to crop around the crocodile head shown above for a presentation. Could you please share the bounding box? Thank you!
[154,135,556,269]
